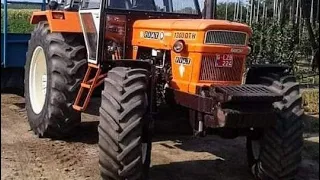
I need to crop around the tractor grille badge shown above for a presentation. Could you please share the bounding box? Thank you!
[175,56,191,65]
[175,56,191,77]
[141,31,164,40]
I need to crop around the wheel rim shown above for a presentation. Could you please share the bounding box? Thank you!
[29,46,47,114]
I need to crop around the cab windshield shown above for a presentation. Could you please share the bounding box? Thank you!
[107,0,201,15]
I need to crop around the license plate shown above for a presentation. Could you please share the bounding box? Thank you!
[215,54,233,68]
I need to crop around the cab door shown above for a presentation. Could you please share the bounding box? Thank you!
[78,0,106,64]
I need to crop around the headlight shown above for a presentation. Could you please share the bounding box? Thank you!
[173,40,185,53]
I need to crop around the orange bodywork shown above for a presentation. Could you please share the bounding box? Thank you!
[132,19,252,94]
[30,10,82,33]
[30,10,253,95]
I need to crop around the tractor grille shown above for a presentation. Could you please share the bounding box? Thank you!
[199,55,245,82]
[205,31,247,46]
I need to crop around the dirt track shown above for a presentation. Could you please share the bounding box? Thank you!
[1,93,319,180]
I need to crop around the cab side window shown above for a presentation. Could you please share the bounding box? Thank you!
[108,0,132,9]
[132,0,156,11]
[82,0,101,9]
[154,0,166,11]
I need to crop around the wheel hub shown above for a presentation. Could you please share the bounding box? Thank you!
[29,46,47,114]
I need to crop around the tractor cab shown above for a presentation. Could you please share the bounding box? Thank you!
[78,0,203,64]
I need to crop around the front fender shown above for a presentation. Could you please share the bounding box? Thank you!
[110,59,153,72]
[245,64,292,84]
[30,10,82,33]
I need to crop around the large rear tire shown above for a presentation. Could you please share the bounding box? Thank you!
[99,67,152,180]
[246,73,304,180]
[25,21,87,138]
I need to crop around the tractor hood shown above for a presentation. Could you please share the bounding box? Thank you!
[133,19,252,35]
[132,19,252,51]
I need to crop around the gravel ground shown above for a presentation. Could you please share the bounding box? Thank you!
[1,93,319,180]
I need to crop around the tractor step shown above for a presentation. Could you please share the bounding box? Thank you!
[81,83,91,89]
[73,63,107,112]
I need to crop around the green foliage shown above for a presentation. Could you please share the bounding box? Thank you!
[216,2,239,20]
[1,3,42,9]
[247,20,319,79]
[1,9,35,33]
[248,21,298,66]
[302,89,319,113]
[216,1,319,77]
[299,75,319,85]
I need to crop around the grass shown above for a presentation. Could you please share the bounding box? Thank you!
[1,9,35,33]
[302,89,319,114]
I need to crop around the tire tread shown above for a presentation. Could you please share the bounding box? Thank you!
[99,67,150,180]
[249,72,304,180]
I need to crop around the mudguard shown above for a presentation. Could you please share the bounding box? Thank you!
[30,10,82,33]
[110,59,153,72]
[245,64,292,84]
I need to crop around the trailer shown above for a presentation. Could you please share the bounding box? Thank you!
[1,0,46,92]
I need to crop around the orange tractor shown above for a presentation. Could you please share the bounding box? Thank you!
[24,0,304,179]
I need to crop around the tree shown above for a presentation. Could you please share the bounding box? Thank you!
[301,0,319,70]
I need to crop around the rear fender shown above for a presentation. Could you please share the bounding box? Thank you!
[30,10,82,33]
[245,64,292,84]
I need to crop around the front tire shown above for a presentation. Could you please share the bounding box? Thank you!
[247,73,304,180]
[25,21,87,138]
[99,67,152,180]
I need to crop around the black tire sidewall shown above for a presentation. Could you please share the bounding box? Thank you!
[246,129,264,168]
[99,67,152,180]
[25,23,52,134]
[246,72,303,179]
[142,116,153,179]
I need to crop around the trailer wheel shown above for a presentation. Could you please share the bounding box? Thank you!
[247,73,304,180]
[25,21,87,138]
[99,67,152,180]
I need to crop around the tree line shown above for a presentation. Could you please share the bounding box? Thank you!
[214,0,319,76]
